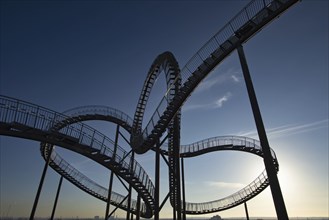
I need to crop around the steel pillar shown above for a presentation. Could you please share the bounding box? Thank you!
[50,176,63,220]
[244,202,249,220]
[30,145,54,220]
[105,171,114,220]
[237,44,289,220]
[154,142,161,220]
[126,185,132,220]
[173,113,182,220]
[136,195,141,220]
[105,125,120,220]
[181,157,186,220]
[126,152,134,220]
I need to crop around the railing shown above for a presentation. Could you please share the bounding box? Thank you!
[180,136,261,153]
[0,95,155,206]
[63,105,133,128]
[0,95,278,215]
[184,170,268,213]
[45,147,147,213]
[180,136,277,160]
[159,136,277,160]
[141,0,297,143]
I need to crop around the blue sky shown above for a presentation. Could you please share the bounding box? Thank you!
[0,0,328,218]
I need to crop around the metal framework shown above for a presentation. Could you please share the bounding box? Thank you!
[0,0,299,219]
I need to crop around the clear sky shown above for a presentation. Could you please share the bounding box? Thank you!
[0,0,328,219]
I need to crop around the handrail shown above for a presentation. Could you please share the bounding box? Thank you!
[63,105,133,128]
[0,95,280,215]
[42,146,147,213]
[0,95,155,217]
[184,170,269,213]
[140,0,299,150]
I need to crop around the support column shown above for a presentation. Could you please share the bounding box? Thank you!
[136,195,141,220]
[237,44,289,220]
[126,152,134,220]
[244,202,249,220]
[126,184,132,220]
[173,114,182,220]
[154,142,161,220]
[181,157,186,220]
[105,171,114,220]
[105,125,120,220]
[50,176,63,220]
[30,145,54,220]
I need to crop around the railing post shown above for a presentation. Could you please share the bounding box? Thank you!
[13,100,19,122]
[78,124,84,143]
[33,106,39,129]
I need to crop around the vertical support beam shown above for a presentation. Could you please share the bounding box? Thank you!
[126,152,134,220]
[105,125,120,220]
[126,183,132,220]
[30,145,54,220]
[244,202,249,220]
[50,176,64,220]
[105,171,114,220]
[136,195,141,220]
[130,210,134,220]
[154,141,161,220]
[174,114,182,220]
[173,206,177,220]
[237,44,289,220]
[181,157,186,220]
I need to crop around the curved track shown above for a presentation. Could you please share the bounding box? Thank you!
[0,95,278,216]
[130,0,299,154]
[0,0,299,217]
[0,96,155,218]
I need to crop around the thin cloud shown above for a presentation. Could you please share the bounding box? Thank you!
[195,68,241,93]
[182,103,213,112]
[215,92,232,108]
[71,158,93,169]
[207,181,245,189]
[237,119,328,139]
[183,92,232,112]
[231,74,241,83]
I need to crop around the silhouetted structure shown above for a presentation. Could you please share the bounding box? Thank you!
[0,0,299,219]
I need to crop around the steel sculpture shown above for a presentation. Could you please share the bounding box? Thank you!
[0,0,299,219]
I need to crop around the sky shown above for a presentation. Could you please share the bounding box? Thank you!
[0,0,328,219]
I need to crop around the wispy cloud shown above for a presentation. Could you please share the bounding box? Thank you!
[207,181,245,189]
[71,158,93,170]
[231,74,241,83]
[195,68,241,93]
[183,92,232,112]
[237,119,328,139]
[215,92,232,108]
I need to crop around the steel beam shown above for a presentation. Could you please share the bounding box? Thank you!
[237,44,289,220]
[30,145,54,220]
[105,125,120,220]
[50,176,63,220]
[244,202,249,220]
[181,157,186,220]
